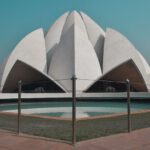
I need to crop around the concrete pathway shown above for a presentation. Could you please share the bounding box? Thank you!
[0,131,72,150]
[76,128,150,150]
[0,128,150,150]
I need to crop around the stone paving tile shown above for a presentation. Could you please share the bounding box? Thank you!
[76,128,150,150]
[0,131,72,150]
[0,146,10,150]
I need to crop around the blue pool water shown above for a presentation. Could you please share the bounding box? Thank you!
[0,101,150,118]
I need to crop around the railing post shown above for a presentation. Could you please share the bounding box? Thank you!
[126,79,131,133]
[72,75,77,145]
[18,80,22,135]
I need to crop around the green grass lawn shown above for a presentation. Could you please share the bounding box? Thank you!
[0,112,149,141]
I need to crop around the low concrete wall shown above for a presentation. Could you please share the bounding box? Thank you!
[0,92,150,100]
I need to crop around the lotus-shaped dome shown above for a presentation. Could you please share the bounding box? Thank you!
[0,11,150,93]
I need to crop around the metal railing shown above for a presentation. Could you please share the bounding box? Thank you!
[0,78,150,145]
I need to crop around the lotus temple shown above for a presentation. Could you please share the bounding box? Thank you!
[0,11,150,95]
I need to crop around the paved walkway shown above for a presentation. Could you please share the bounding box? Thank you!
[0,128,150,150]
[76,128,150,150]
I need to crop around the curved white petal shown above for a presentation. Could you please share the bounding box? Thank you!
[136,51,150,74]
[103,28,149,89]
[1,11,150,93]
[80,12,105,66]
[2,60,66,92]
[61,11,88,39]
[86,59,147,92]
[0,57,8,92]
[1,28,47,91]
[45,12,69,67]
[49,16,102,92]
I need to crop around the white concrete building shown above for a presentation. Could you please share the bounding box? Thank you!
[0,11,150,93]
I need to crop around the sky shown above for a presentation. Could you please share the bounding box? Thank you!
[0,0,150,64]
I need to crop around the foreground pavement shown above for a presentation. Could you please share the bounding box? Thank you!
[0,128,150,150]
